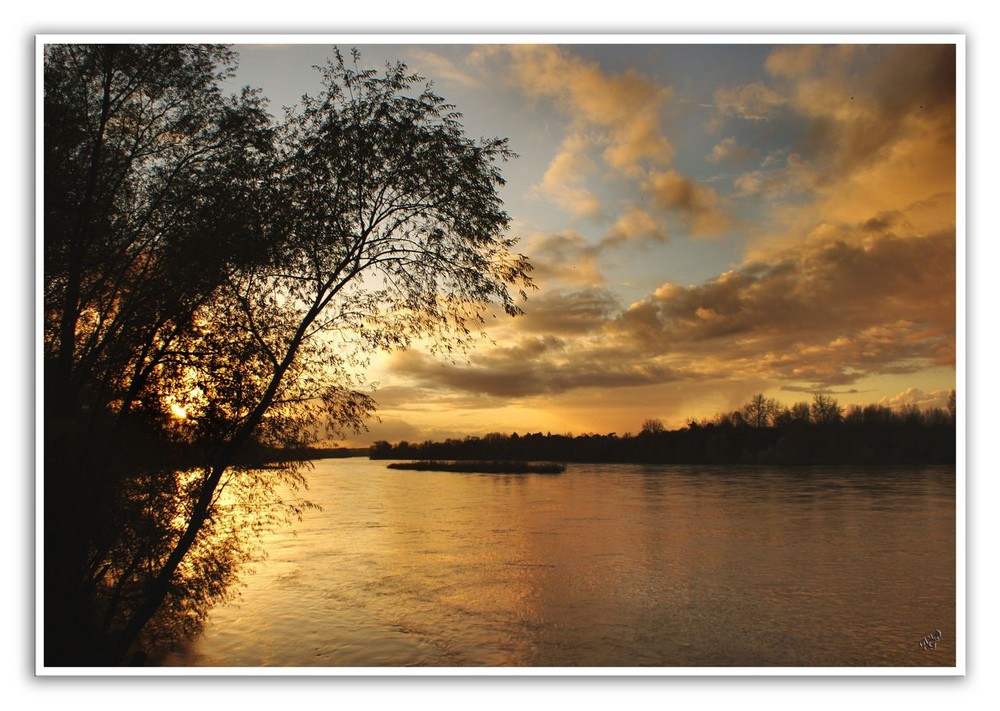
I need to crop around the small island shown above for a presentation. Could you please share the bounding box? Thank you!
[387,460,566,475]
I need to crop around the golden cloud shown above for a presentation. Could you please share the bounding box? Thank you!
[734,45,955,258]
[645,169,731,235]
[768,45,956,174]
[372,44,957,429]
[603,204,670,249]
[389,336,682,398]
[507,45,737,240]
[507,45,674,174]
[533,138,603,218]
[616,224,956,386]
[524,231,605,287]
[383,213,954,404]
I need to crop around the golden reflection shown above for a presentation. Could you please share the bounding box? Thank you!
[168,461,955,667]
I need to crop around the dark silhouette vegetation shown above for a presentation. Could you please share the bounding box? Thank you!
[386,460,565,474]
[370,393,956,466]
[43,44,531,665]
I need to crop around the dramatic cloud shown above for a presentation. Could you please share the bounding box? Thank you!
[723,44,956,262]
[516,288,620,336]
[526,210,672,289]
[615,224,955,389]
[718,45,955,191]
[507,45,674,175]
[505,45,731,237]
[533,137,603,218]
[604,204,670,249]
[645,170,731,235]
[389,335,682,399]
[524,231,605,287]
[382,216,953,408]
[764,44,956,176]
[335,43,957,442]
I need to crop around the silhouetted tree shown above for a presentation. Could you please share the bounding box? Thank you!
[900,403,924,424]
[742,393,780,428]
[640,418,665,435]
[44,44,532,665]
[862,403,894,425]
[44,43,283,665]
[44,45,275,419]
[810,393,843,424]
[790,401,812,424]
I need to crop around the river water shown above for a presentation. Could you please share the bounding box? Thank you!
[163,459,956,668]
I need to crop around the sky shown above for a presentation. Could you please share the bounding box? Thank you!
[229,40,959,446]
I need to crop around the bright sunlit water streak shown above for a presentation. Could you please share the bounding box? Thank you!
[163,459,955,667]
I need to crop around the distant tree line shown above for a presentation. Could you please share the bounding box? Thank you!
[370,392,957,466]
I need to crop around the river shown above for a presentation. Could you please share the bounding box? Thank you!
[162,459,956,668]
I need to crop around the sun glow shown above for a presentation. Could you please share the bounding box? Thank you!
[169,403,188,420]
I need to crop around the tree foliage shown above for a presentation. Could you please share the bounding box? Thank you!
[810,393,843,425]
[43,44,532,665]
[640,418,665,435]
[742,393,780,428]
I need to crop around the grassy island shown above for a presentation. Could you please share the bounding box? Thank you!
[387,460,566,474]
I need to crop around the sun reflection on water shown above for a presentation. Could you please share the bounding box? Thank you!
[165,460,955,668]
